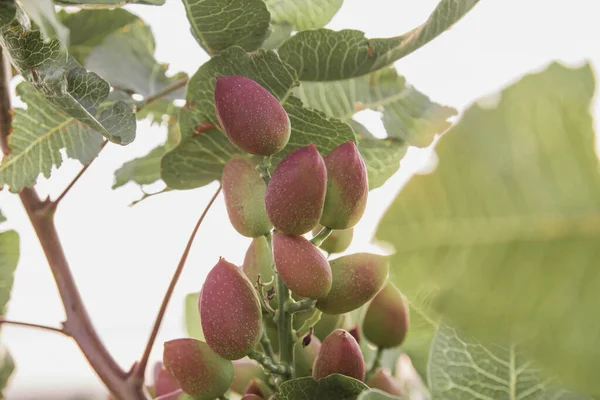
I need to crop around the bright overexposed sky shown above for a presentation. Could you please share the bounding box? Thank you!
[0,0,599,398]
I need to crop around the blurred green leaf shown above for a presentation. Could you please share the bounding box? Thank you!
[0,83,103,192]
[357,390,401,400]
[376,62,600,394]
[429,323,589,400]
[0,0,16,28]
[0,349,14,397]
[0,230,18,315]
[185,292,204,341]
[19,0,69,44]
[0,210,5,224]
[0,24,136,144]
[265,0,343,30]
[182,0,270,54]
[275,374,369,400]
[279,0,479,81]
[261,22,293,50]
[56,0,165,6]
[358,138,407,190]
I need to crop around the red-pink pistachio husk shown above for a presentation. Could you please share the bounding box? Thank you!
[312,329,365,381]
[230,359,268,394]
[363,282,410,348]
[214,75,290,156]
[153,361,180,397]
[273,231,332,298]
[320,141,369,229]
[316,253,389,314]
[265,144,327,235]
[222,156,272,237]
[200,259,262,360]
[367,368,406,397]
[163,338,233,400]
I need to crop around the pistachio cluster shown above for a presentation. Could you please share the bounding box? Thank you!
[159,76,410,399]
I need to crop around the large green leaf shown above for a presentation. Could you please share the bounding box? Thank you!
[56,0,165,6]
[0,0,16,28]
[184,292,204,341]
[0,24,136,145]
[357,390,400,400]
[358,138,407,190]
[0,230,18,315]
[376,62,600,394]
[113,120,180,189]
[19,0,69,44]
[182,0,270,54]
[429,323,588,400]
[279,0,479,81]
[275,374,369,400]
[0,83,103,191]
[265,0,343,30]
[261,22,293,50]
[59,8,138,63]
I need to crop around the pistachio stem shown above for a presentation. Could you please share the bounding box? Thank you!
[248,350,288,376]
[295,309,322,339]
[365,346,384,381]
[260,320,276,361]
[285,299,316,314]
[310,226,333,247]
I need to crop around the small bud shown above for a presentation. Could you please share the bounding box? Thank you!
[366,368,406,397]
[313,225,353,254]
[163,338,233,399]
[152,361,180,397]
[231,359,267,395]
[294,336,321,378]
[241,395,263,400]
[266,287,276,300]
[312,329,365,381]
[200,259,262,359]
[265,144,327,235]
[215,76,291,155]
[348,325,361,344]
[320,141,368,229]
[316,253,389,314]
[363,282,410,348]
[222,156,272,237]
[302,331,312,348]
[273,231,332,298]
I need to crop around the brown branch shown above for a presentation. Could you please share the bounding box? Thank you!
[50,140,108,209]
[131,184,222,387]
[0,48,11,155]
[136,77,189,112]
[0,318,69,336]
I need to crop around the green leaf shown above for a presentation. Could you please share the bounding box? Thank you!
[0,230,18,315]
[0,349,14,396]
[375,62,600,394]
[56,0,165,6]
[358,138,406,191]
[275,374,369,400]
[0,83,104,192]
[261,22,293,50]
[19,0,70,44]
[357,389,400,400]
[429,323,589,400]
[0,24,136,145]
[279,0,479,81]
[0,0,16,29]
[136,100,180,125]
[185,292,204,341]
[182,0,270,54]
[0,210,5,224]
[265,0,343,30]
[59,8,138,63]
[113,120,180,189]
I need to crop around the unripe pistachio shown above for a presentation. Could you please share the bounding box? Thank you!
[222,156,272,237]
[265,144,327,235]
[153,361,180,397]
[316,253,389,314]
[363,282,410,348]
[312,329,365,381]
[231,359,267,394]
[313,225,353,254]
[163,338,233,399]
[200,259,262,359]
[320,141,369,229]
[367,368,406,397]
[273,231,332,298]
[294,336,321,377]
[241,395,263,400]
[215,75,291,156]
[242,236,274,284]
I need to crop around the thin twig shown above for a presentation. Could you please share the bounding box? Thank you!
[0,318,69,336]
[248,350,288,376]
[310,226,333,247]
[365,346,384,382]
[51,140,108,209]
[260,321,276,361]
[0,49,11,155]
[136,77,189,112]
[285,298,316,314]
[131,184,222,387]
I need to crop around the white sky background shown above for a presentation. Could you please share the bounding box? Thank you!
[0,0,599,398]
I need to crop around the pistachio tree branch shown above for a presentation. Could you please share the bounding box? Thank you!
[365,346,384,382]
[0,318,69,336]
[248,350,288,376]
[132,185,222,387]
[136,77,189,111]
[285,299,316,314]
[0,50,11,155]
